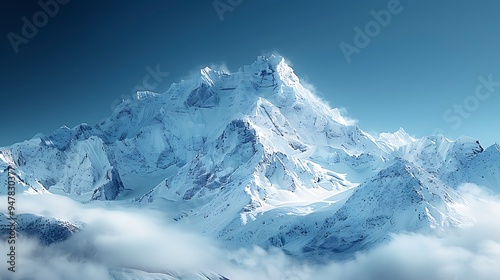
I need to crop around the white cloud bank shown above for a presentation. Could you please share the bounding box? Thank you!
[1,183,499,280]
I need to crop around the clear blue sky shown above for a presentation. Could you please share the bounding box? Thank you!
[1,0,499,147]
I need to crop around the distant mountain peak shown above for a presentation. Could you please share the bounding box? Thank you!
[378,127,415,148]
[493,142,500,151]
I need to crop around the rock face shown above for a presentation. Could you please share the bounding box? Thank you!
[185,83,221,108]
[0,54,498,264]
[0,213,80,246]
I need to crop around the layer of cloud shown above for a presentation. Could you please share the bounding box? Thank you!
[1,184,499,280]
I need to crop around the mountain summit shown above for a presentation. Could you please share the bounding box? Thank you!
[1,55,498,268]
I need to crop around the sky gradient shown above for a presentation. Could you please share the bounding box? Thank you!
[1,0,499,147]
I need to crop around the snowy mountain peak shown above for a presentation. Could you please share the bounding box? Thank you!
[239,54,300,87]
[378,127,415,148]
[253,54,287,71]
[199,66,226,86]
[1,55,499,278]
[493,142,500,151]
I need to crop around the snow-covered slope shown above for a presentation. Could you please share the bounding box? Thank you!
[302,159,469,260]
[0,55,498,271]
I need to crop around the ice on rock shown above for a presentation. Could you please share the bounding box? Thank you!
[185,83,220,108]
